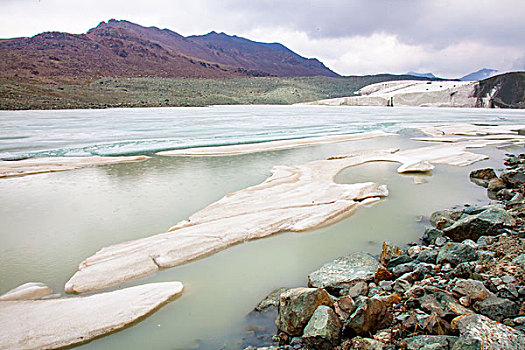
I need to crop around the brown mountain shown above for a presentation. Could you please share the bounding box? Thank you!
[0,19,338,83]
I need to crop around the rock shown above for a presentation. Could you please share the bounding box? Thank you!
[349,336,385,349]
[496,188,515,200]
[512,253,525,268]
[460,239,478,249]
[418,248,438,264]
[430,209,464,230]
[452,279,493,302]
[435,236,448,246]
[276,288,333,336]
[0,282,183,350]
[500,169,525,188]
[0,282,52,301]
[473,296,520,322]
[407,245,423,258]
[448,262,476,279]
[386,254,413,269]
[394,278,412,295]
[255,288,290,311]
[308,252,379,296]
[374,265,393,283]
[450,338,481,350]
[378,281,393,292]
[454,314,525,350]
[402,335,459,350]
[345,296,393,335]
[379,242,403,266]
[334,295,356,320]
[348,281,369,298]
[437,243,477,266]
[419,292,471,319]
[422,227,445,245]
[443,207,516,242]
[487,177,506,192]
[469,168,497,188]
[392,262,416,277]
[302,305,342,350]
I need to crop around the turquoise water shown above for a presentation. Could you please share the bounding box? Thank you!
[1,105,524,160]
[0,106,524,349]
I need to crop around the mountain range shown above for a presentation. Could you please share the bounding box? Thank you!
[406,68,499,81]
[0,19,338,83]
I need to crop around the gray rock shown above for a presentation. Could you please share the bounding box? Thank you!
[302,305,342,350]
[452,279,493,302]
[308,252,379,296]
[473,296,520,322]
[469,168,497,188]
[394,278,412,295]
[348,336,385,349]
[402,335,458,350]
[255,288,290,311]
[443,207,516,242]
[437,243,477,266]
[276,288,333,336]
[454,314,525,350]
[392,262,416,277]
[512,253,525,268]
[346,296,393,335]
[348,281,369,298]
[419,292,471,319]
[450,338,481,350]
[461,239,478,249]
[430,209,464,229]
[448,262,476,279]
[418,248,438,264]
[487,177,506,192]
[423,227,445,245]
[435,236,448,247]
[500,169,525,188]
[386,254,413,268]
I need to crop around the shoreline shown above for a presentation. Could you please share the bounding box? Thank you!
[245,152,525,349]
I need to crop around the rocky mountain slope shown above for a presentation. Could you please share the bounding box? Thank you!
[0,19,337,83]
[474,71,525,108]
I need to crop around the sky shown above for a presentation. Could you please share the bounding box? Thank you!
[1,0,524,78]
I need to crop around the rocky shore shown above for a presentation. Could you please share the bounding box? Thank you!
[245,153,525,350]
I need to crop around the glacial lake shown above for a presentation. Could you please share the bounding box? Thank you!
[0,105,524,349]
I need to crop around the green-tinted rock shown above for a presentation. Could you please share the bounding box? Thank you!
[443,207,516,242]
[422,226,445,245]
[451,338,481,350]
[276,287,333,336]
[402,335,458,350]
[430,209,464,229]
[302,305,342,350]
[437,243,477,266]
[455,314,525,350]
[473,296,520,322]
[308,252,379,296]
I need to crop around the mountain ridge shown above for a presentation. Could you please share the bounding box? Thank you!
[0,19,338,82]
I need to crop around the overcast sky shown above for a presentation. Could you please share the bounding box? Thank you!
[1,0,524,78]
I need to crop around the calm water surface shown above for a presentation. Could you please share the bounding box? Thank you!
[0,106,524,349]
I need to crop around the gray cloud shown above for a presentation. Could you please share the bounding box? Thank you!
[0,0,523,77]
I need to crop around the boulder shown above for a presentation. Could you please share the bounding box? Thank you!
[0,282,52,301]
[0,282,183,350]
[443,207,516,242]
[334,295,356,320]
[422,227,445,245]
[487,177,505,192]
[452,279,493,302]
[401,335,458,350]
[430,209,464,230]
[419,292,471,319]
[454,314,525,350]
[302,305,342,350]
[308,252,379,296]
[469,168,497,188]
[418,248,438,264]
[473,296,520,322]
[437,243,477,266]
[500,169,525,188]
[255,288,290,311]
[276,288,333,336]
[345,296,393,335]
